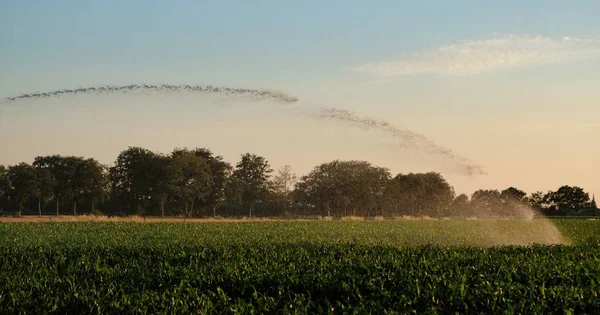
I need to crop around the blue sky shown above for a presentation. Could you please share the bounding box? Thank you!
[3,1,599,95]
[1,1,599,196]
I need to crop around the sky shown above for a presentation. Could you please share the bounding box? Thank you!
[1,0,599,198]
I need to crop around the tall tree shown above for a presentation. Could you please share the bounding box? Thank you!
[33,155,68,216]
[386,173,454,217]
[7,163,38,216]
[419,173,455,217]
[449,193,470,216]
[33,155,83,216]
[0,166,13,212]
[500,187,527,203]
[272,165,297,193]
[189,148,232,217]
[385,173,426,216]
[171,149,212,216]
[271,165,298,215]
[34,167,55,216]
[500,187,529,216]
[150,154,180,217]
[295,160,391,217]
[68,157,87,215]
[470,189,502,217]
[528,191,545,210]
[223,175,243,215]
[232,153,273,217]
[544,186,590,211]
[109,147,157,215]
[78,158,107,214]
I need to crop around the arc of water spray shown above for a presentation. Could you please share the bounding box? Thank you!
[2,84,300,104]
[316,107,487,175]
[2,83,485,175]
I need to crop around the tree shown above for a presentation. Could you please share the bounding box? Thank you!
[347,162,390,216]
[470,189,502,217]
[109,147,158,214]
[529,191,545,210]
[223,175,243,215]
[232,153,273,217]
[295,160,391,217]
[171,149,212,216]
[544,186,590,212]
[33,155,69,216]
[153,155,179,217]
[0,166,13,212]
[386,173,454,217]
[177,148,230,217]
[500,187,529,216]
[449,194,470,216]
[32,156,102,216]
[68,157,87,215]
[500,187,527,203]
[418,173,455,217]
[273,165,297,194]
[35,167,55,216]
[7,163,38,216]
[33,155,86,216]
[385,173,425,216]
[78,159,107,214]
[271,165,297,215]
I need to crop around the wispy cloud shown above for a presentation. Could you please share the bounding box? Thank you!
[353,34,600,77]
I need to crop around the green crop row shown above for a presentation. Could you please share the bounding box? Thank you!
[2,218,598,247]
[0,220,599,313]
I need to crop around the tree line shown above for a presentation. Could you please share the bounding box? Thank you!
[0,146,597,217]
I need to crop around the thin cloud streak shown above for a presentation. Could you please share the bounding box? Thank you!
[353,34,600,77]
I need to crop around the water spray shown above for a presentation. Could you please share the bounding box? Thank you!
[2,84,300,104]
[317,107,486,175]
[3,83,485,175]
